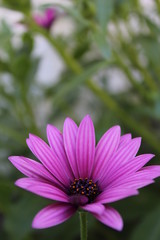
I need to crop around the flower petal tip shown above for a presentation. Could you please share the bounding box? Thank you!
[32,220,40,229]
[29,133,36,140]
[80,115,94,129]
[116,221,123,231]
[113,125,121,133]
[63,117,77,127]
[108,125,121,136]
[85,114,91,118]
[83,114,92,121]
[14,179,21,187]
[46,124,60,136]
[8,156,14,162]
[8,156,19,165]
[46,123,53,130]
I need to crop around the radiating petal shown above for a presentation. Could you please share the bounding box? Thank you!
[93,206,123,231]
[27,134,70,186]
[63,117,79,178]
[8,156,55,182]
[117,179,154,189]
[100,137,141,188]
[76,115,95,178]
[81,203,105,215]
[26,138,36,155]
[119,133,132,147]
[108,168,159,189]
[32,202,76,229]
[96,188,138,204]
[15,178,69,202]
[106,154,154,185]
[92,126,121,181]
[138,165,160,179]
[47,124,74,180]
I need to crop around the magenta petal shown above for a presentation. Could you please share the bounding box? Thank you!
[92,126,120,181]
[109,166,160,190]
[138,165,160,179]
[47,124,74,181]
[45,8,56,21]
[119,133,132,147]
[109,173,154,189]
[100,137,141,187]
[32,202,76,229]
[81,203,105,215]
[93,206,123,231]
[15,178,69,202]
[106,154,154,185]
[26,138,36,155]
[8,156,55,182]
[63,117,79,178]
[96,188,138,204]
[27,134,69,186]
[76,115,95,178]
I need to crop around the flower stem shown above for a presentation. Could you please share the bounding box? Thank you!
[79,211,88,240]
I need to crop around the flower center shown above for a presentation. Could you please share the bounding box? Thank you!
[69,178,99,203]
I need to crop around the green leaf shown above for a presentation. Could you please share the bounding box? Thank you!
[93,0,113,59]
[93,29,111,59]
[130,205,160,240]
[1,0,31,12]
[52,61,108,105]
[95,0,114,30]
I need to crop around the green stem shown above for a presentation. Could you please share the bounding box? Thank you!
[79,211,88,240]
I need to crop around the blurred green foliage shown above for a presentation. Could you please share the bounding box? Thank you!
[1,0,160,239]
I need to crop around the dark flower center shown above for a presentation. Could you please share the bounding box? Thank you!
[69,178,100,203]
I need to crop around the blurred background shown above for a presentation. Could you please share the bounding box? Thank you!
[1,0,160,239]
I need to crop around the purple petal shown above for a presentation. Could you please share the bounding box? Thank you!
[32,202,76,229]
[26,138,36,155]
[119,133,132,147]
[81,203,105,215]
[27,134,70,186]
[76,115,95,178]
[15,178,69,202]
[8,156,55,182]
[100,137,141,188]
[109,171,157,189]
[106,154,154,185]
[110,166,160,190]
[63,117,79,178]
[92,206,123,231]
[138,165,160,179]
[69,195,88,206]
[96,188,138,204]
[92,126,120,181]
[45,8,56,20]
[47,124,74,181]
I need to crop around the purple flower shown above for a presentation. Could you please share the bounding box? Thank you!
[9,115,160,231]
[33,8,56,29]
